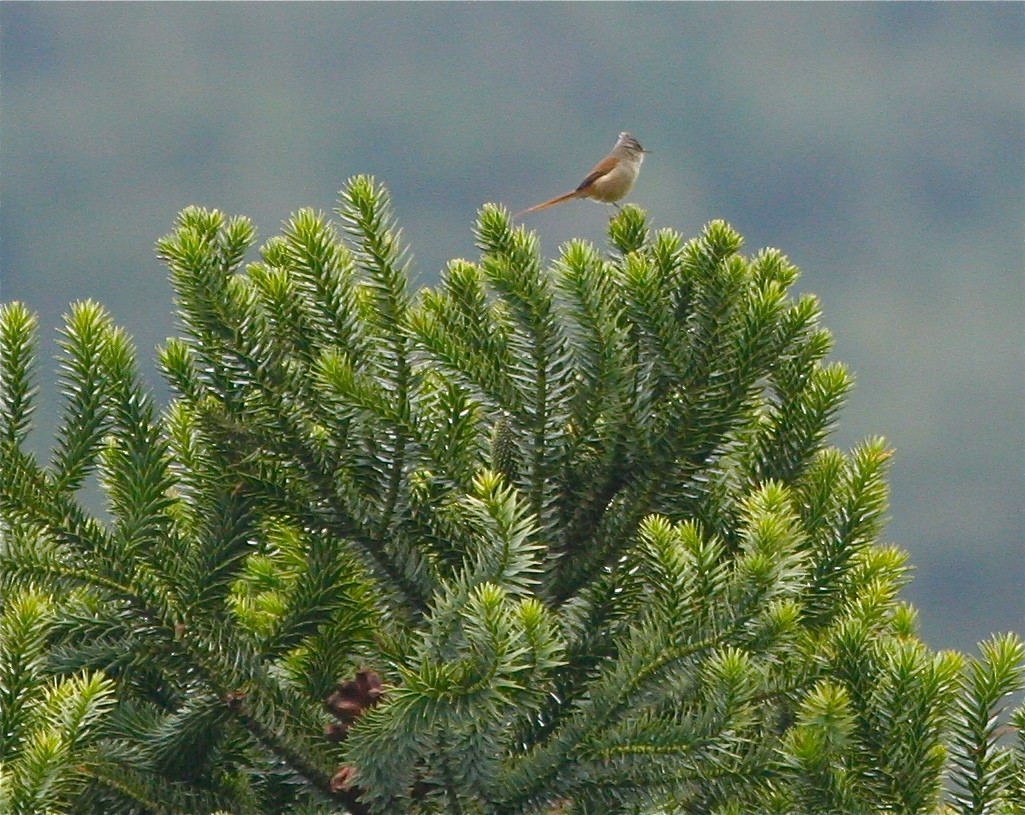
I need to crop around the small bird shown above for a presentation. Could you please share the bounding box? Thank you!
[516,132,650,218]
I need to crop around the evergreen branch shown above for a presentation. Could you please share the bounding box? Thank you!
[337,176,415,542]
[554,239,631,431]
[163,618,342,798]
[163,212,436,616]
[162,198,432,619]
[552,243,636,551]
[607,205,651,256]
[780,680,868,814]
[96,320,180,581]
[280,208,366,356]
[0,302,38,448]
[459,470,545,598]
[493,626,726,814]
[81,747,239,815]
[248,262,318,359]
[418,373,485,488]
[0,441,165,611]
[141,688,232,778]
[0,588,53,752]
[207,414,433,619]
[477,207,576,536]
[751,359,851,487]
[1009,703,1025,811]
[158,337,207,404]
[619,247,689,397]
[161,401,260,611]
[803,438,893,624]
[0,590,116,815]
[346,582,563,813]
[417,471,551,668]
[50,302,117,495]
[547,475,655,608]
[255,526,378,661]
[867,642,962,813]
[547,223,798,606]
[157,207,260,406]
[499,495,805,813]
[948,633,1025,815]
[412,259,523,412]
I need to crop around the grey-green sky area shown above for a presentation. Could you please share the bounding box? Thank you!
[2,2,1022,651]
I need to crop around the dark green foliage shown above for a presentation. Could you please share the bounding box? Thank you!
[948,634,1025,815]
[1,179,1021,815]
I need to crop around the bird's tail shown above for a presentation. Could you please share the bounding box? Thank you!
[514,189,581,218]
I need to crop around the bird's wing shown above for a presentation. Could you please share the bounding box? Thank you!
[575,154,618,192]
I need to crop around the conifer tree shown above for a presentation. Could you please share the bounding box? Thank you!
[0,177,1021,815]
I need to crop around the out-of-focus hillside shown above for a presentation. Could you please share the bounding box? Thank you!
[2,3,1022,650]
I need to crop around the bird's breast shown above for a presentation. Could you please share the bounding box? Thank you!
[586,162,639,203]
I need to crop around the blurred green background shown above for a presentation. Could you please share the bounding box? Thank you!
[2,3,1022,652]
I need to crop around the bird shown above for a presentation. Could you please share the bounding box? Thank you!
[515,132,650,218]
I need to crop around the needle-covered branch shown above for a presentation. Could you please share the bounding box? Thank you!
[1,179,1021,815]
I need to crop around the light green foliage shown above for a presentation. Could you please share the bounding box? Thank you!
[0,589,115,815]
[0,178,1021,815]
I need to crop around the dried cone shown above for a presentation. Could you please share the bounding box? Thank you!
[325,668,383,735]
[330,764,359,793]
[325,670,385,811]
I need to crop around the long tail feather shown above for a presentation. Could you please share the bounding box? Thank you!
[514,190,580,218]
